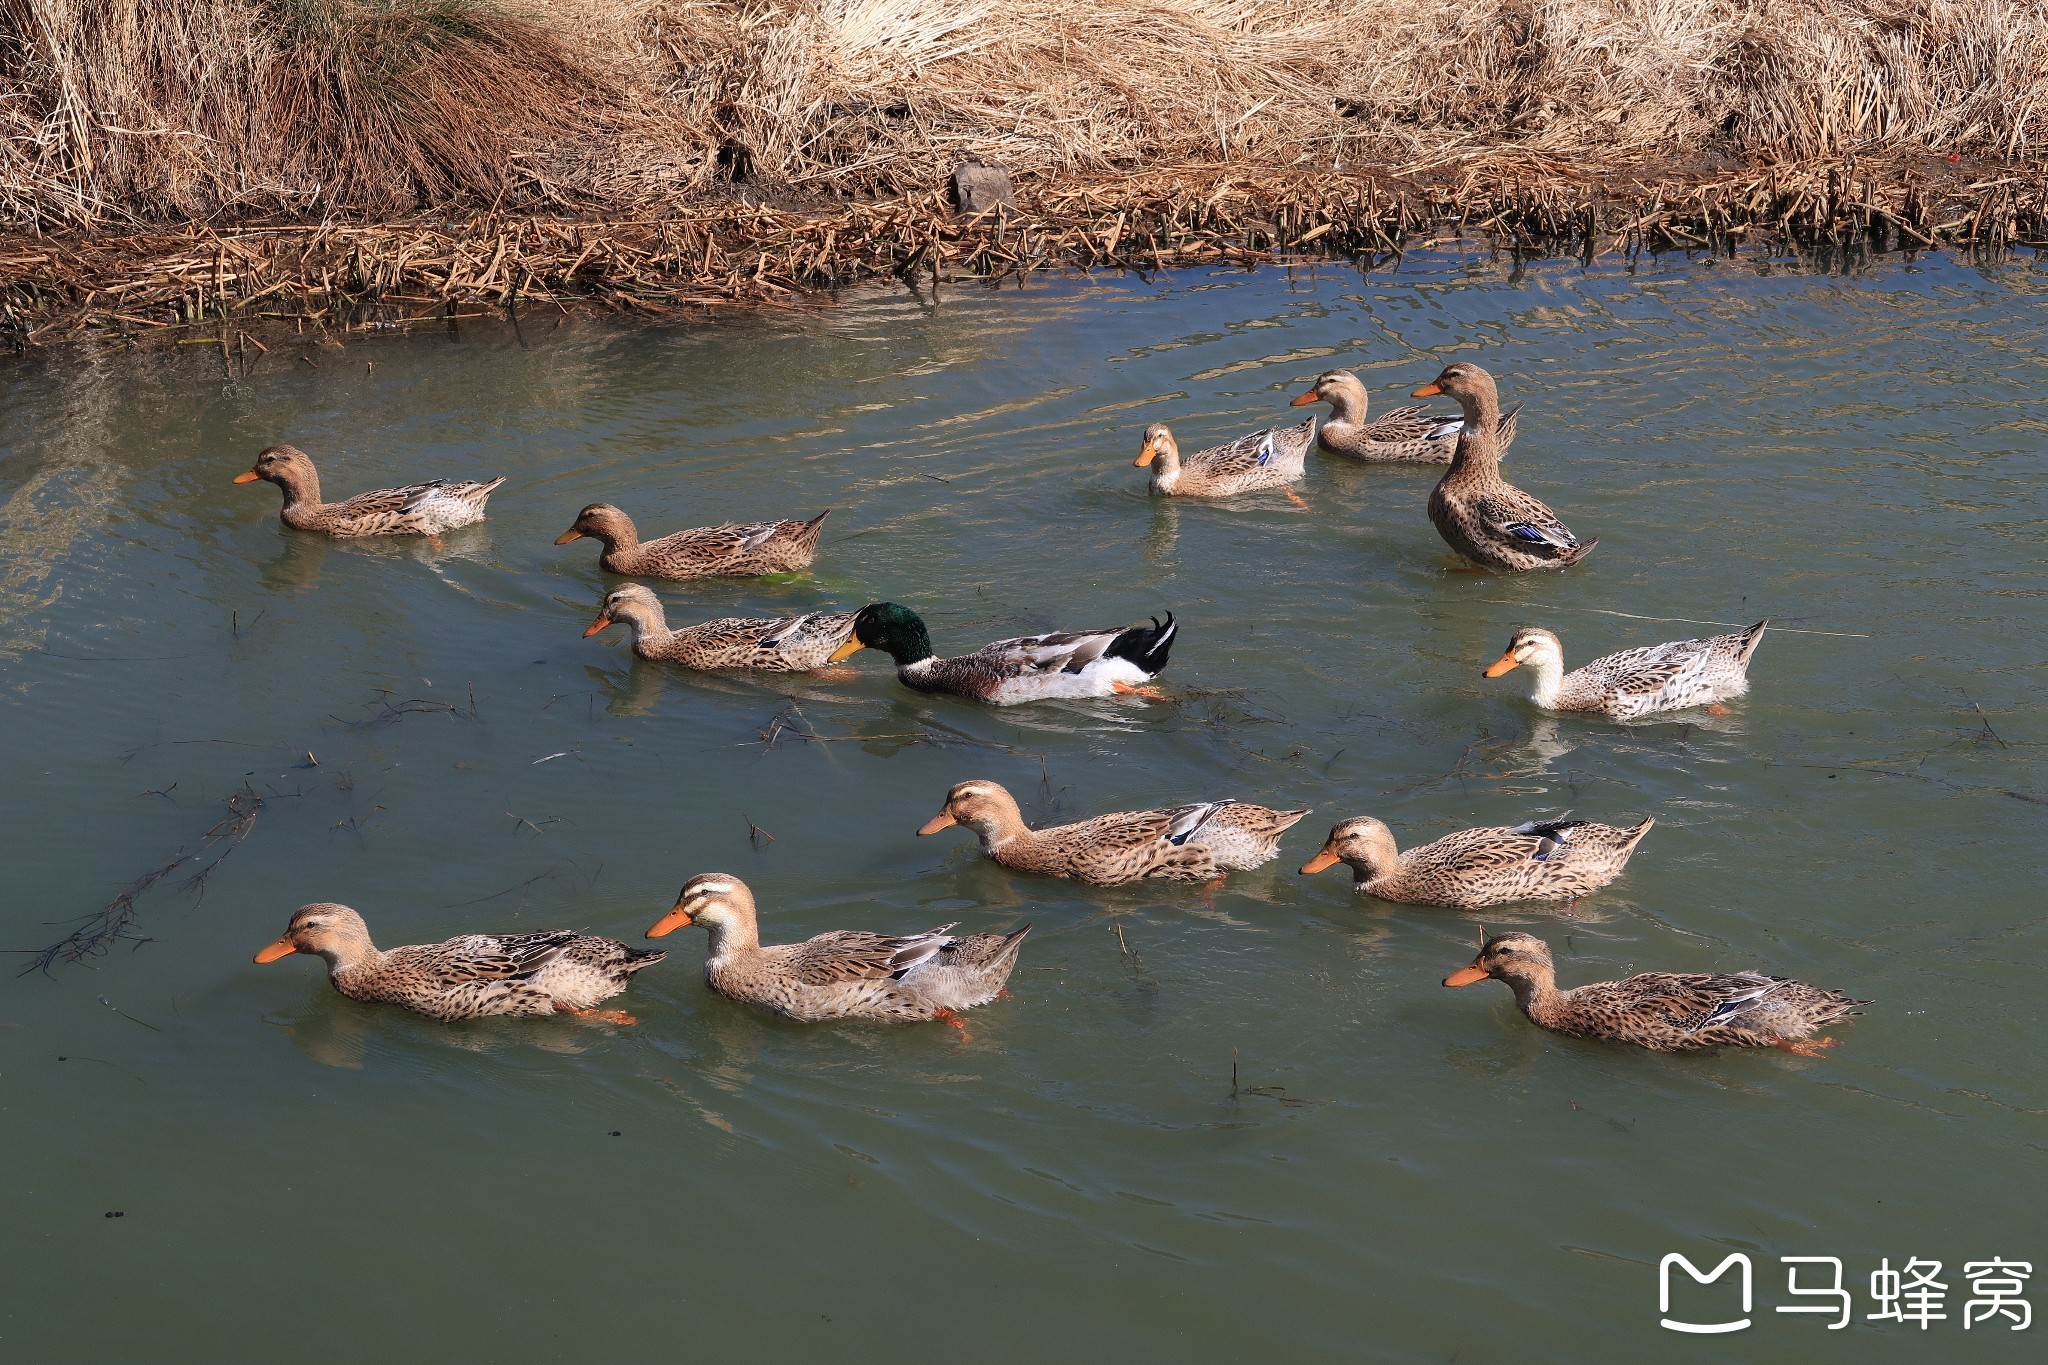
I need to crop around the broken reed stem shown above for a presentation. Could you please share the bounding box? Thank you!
[14,784,264,975]
[4,160,2044,349]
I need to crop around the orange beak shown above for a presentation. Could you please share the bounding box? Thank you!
[253,937,298,964]
[233,469,262,483]
[1443,960,1489,987]
[827,639,865,663]
[553,528,585,545]
[1134,440,1157,468]
[1289,387,1321,407]
[917,811,957,836]
[1483,653,1521,678]
[582,612,614,638]
[646,902,692,938]
[1411,381,1444,398]
[1299,846,1340,875]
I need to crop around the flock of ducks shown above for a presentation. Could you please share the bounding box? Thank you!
[238,359,1866,1055]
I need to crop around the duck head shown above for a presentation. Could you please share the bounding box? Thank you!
[254,902,377,969]
[1300,816,1399,882]
[1411,361,1498,416]
[583,582,666,639]
[917,780,1025,840]
[830,602,934,666]
[1135,423,1179,469]
[647,873,757,940]
[1484,626,1564,678]
[1443,930,1554,988]
[555,503,636,547]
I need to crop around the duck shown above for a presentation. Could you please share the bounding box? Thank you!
[580,583,858,671]
[1300,814,1653,911]
[234,444,502,538]
[252,903,663,1023]
[829,603,1177,705]
[1442,930,1868,1054]
[1291,368,1521,463]
[1135,418,1313,501]
[554,502,829,578]
[917,779,1310,886]
[1412,363,1594,571]
[646,874,1028,1032]
[1485,622,1769,720]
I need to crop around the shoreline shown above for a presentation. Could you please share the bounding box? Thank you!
[5,159,2043,351]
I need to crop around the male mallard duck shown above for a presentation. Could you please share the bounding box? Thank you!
[829,603,1177,705]
[1135,418,1313,501]
[1411,363,1594,570]
[1443,931,1868,1054]
[917,779,1309,886]
[234,444,503,538]
[1291,368,1520,463]
[252,903,663,1024]
[1301,814,1653,910]
[580,583,857,671]
[554,502,829,578]
[646,874,1028,1031]
[1485,622,1769,719]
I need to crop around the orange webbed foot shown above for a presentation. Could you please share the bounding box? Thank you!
[1111,681,1171,702]
[559,1005,637,1026]
[1706,702,1732,716]
[1774,1036,1836,1057]
[1283,486,1309,510]
[933,1007,973,1043]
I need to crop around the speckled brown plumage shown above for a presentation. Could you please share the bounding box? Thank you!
[1444,932,1868,1054]
[1485,622,1769,720]
[1291,368,1520,463]
[646,874,1028,1024]
[1135,417,1313,496]
[919,779,1310,886]
[1302,815,1653,909]
[580,583,857,671]
[252,903,663,1023]
[235,444,502,537]
[554,502,828,578]
[1414,363,1594,571]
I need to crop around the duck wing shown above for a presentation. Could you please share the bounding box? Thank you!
[396,930,579,986]
[776,926,964,986]
[1473,489,1585,554]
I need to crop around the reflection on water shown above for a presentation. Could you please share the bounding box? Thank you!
[3,250,2046,1362]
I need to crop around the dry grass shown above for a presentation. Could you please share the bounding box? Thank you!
[6,1,2048,227]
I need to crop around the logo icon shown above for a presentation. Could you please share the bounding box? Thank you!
[1660,1253,1753,1334]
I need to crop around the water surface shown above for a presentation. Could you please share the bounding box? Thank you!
[3,251,2045,1362]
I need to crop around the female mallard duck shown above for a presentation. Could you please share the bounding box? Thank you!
[1291,369,1521,463]
[1443,931,1868,1054]
[1485,622,1769,719]
[646,874,1028,1031]
[580,583,857,671]
[554,502,829,578]
[917,779,1310,886]
[1135,418,1313,502]
[1300,814,1653,911]
[1412,363,1594,571]
[829,603,1177,705]
[234,444,503,538]
[252,903,663,1024]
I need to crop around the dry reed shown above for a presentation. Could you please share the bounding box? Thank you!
[4,1,2048,343]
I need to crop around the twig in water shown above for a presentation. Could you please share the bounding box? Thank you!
[742,813,776,848]
[13,783,266,975]
[97,996,161,1032]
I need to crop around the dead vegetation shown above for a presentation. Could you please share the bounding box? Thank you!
[4,1,2048,342]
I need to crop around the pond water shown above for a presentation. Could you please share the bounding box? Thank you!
[2,249,2045,1362]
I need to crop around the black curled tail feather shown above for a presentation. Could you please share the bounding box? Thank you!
[1107,612,1177,675]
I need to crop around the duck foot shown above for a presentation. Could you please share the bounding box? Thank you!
[933,1007,973,1043]
[1706,702,1731,716]
[1774,1036,1838,1057]
[1283,486,1309,510]
[1555,895,1581,918]
[558,1005,637,1026]
[425,535,447,552]
[1112,681,1171,702]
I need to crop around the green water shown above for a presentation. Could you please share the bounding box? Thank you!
[2,253,2044,1362]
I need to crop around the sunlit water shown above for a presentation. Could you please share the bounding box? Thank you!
[3,251,2045,1362]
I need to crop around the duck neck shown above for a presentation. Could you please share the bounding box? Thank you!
[591,517,640,556]
[273,466,323,512]
[313,931,380,977]
[1523,655,1565,708]
[701,907,763,965]
[1323,383,1368,430]
[1149,443,1183,489]
[1446,390,1503,478]
[1504,968,1567,1024]
[619,603,672,651]
[965,802,1031,853]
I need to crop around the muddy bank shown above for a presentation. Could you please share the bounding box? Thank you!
[4,158,2045,350]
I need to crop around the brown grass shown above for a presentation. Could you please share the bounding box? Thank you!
[4,2,2048,342]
